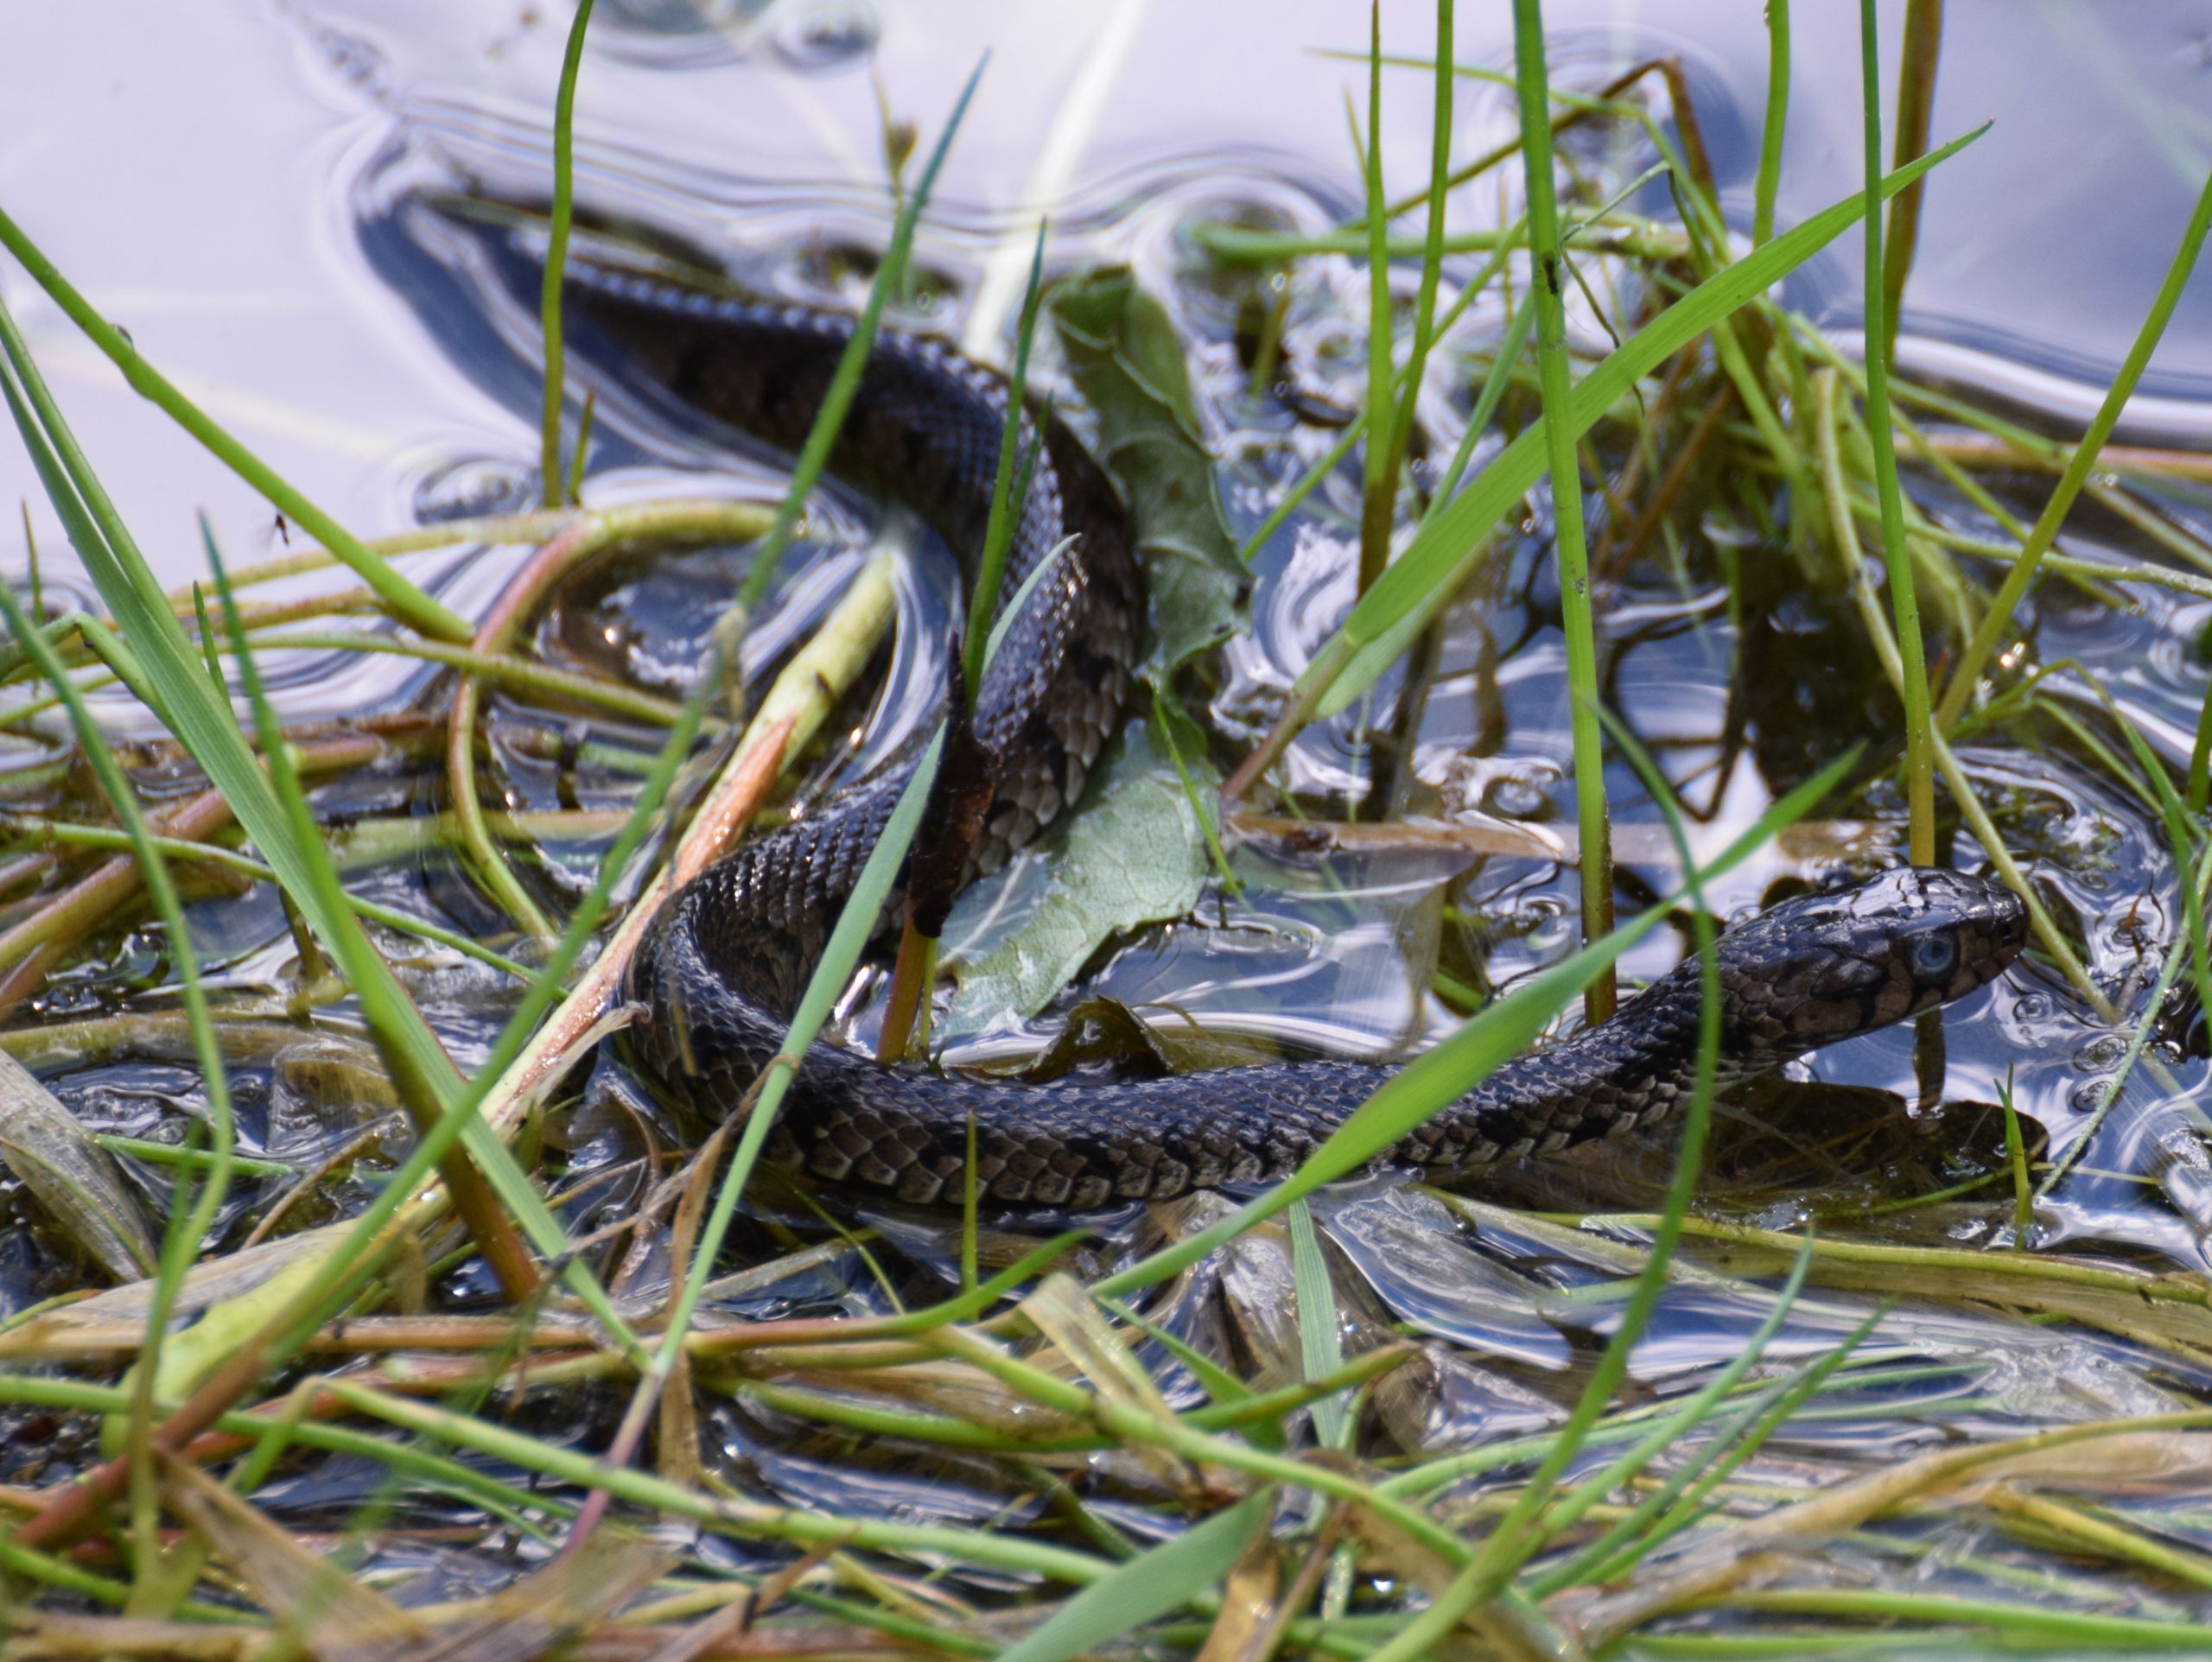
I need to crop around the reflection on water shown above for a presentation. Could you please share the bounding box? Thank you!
[7,0,2212,1614]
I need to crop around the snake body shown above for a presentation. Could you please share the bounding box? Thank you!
[545,252,2030,1209]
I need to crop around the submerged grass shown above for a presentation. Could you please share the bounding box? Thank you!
[4,2,2212,1657]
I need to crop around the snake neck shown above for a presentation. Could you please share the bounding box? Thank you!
[1389,965,1731,1168]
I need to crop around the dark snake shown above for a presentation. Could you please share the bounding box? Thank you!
[537,249,2031,1210]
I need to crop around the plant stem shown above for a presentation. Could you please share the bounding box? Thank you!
[1882,0,1943,359]
[1511,0,1614,1019]
[1357,4,1395,595]
[1197,218,1686,266]
[447,521,612,943]
[959,222,1046,700]
[1856,0,1936,866]
[1753,0,1790,245]
[540,0,597,507]
[1378,0,1454,531]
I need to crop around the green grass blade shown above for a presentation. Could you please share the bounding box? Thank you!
[1356,5,1394,594]
[0,287,641,1341]
[1998,1067,2033,1243]
[734,57,984,613]
[0,213,468,642]
[1095,745,1857,1302]
[202,531,543,1305]
[617,539,1080,1447]
[0,565,235,1586]
[1419,287,1535,530]
[961,220,1048,698]
[1406,699,1724,1626]
[270,649,712,1363]
[1881,0,1945,358]
[1376,0,1456,542]
[1286,1198,1350,1448]
[1513,0,1614,1017]
[993,1491,1271,1662]
[2194,671,2212,816]
[540,0,598,508]
[1940,165,2212,733]
[2103,690,2212,1024]
[1855,0,1936,866]
[1753,0,1790,245]
[1524,1234,1818,1596]
[1585,1304,1888,1582]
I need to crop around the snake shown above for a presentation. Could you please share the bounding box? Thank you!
[536,245,2031,1210]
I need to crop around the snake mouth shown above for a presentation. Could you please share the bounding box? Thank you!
[1942,872,2031,993]
[1979,890,2031,976]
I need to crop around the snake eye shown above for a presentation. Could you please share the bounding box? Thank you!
[1908,932,1960,982]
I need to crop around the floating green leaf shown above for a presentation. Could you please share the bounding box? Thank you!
[942,720,1214,1035]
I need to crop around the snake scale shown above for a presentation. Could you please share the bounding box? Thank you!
[536,246,2030,1211]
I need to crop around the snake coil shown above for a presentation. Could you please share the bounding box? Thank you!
[534,248,2027,1209]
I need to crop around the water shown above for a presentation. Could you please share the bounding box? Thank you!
[7,0,2212,1620]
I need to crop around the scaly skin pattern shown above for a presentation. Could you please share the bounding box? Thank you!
[543,248,2030,1210]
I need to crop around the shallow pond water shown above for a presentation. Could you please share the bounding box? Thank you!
[7,0,2212,1641]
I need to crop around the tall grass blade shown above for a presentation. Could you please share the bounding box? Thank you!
[1512,0,1615,1019]
[1377,0,1455,546]
[1941,166,2212,735]
[961,219,1048,698]
[2105,696,2212,1027]
[1881,0,1944,358]
[0,648,702,1547]
[1357,701,1731,1661]
[0,290,639,1329]
[994,1492,1271,1662]
[0,213,468,642]
[541,0,599,507]
[1286,1199,1350,1448]
[1856,0,1937,866]
[204,532,537,1300]
[0,536,237,1580]
[1415,292,1535,547]
[1753,0,1790,246]
[1582,1304,1887,1584]
[1357,5,1394,594]
[611,541,1077,1488]
[1525,1234,1819,1595]
[734,58,984,613]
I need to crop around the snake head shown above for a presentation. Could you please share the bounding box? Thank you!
[1718,866,2029,1058]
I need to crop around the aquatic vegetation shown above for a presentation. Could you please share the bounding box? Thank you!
[0,2,2211,1658]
